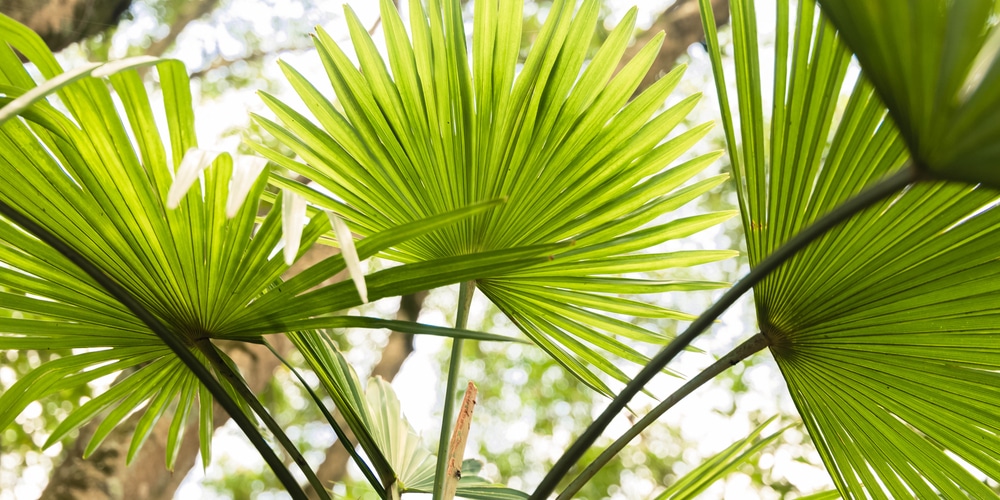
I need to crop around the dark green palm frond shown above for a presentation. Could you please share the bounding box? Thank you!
[702,0,1000,496]
[254,0,735,396]
[816,0,1000,188]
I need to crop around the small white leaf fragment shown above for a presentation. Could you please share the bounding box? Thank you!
[281,188,307,265]
[326,211,368,303]
[226,155,268,218]
[167,148,217,209]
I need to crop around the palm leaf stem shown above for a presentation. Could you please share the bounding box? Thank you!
[531,164,918,499]
[557,333,769,499]
[433,281,476,500]
[0,199,307,499]
[264,339,386,497]
[196,339,331,500]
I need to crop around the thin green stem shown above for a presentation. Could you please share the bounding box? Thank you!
[531,165,918,499]
[433,281,476,500]
[0,199,307,499]
[197,340,333,500]
[264,340,386,497]
[558,333,769,499]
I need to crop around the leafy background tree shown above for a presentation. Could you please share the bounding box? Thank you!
[0,0,876,499]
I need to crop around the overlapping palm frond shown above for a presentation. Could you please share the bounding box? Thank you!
[254,0,735,396]
[0,12,530,468]
[816,0,1000,187]
[0,18,249,465]
[702,0,1000,496]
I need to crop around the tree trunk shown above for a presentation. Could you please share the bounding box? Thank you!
[0,0,132,52]
[0,0,221,56]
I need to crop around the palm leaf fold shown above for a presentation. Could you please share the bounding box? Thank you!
[816,0,1000,187]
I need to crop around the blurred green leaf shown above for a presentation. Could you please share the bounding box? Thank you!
[656,417,785,500]
[289,330,526,496]
[816,0,1000,187]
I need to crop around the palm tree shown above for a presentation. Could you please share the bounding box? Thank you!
[0,8,552,498]
[251,0,737,495]
[0,0,734,497]
[9,0,998,497]
[716,0,1000,496]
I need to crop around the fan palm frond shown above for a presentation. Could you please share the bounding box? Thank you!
[254,0,734,396]
[0,12,523,472]
[816,0,1000,187]
[703,0,1000,496]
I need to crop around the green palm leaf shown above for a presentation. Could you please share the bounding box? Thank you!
[0,12,527,470]
[255,0,734,396]
[0,18,257,465]
[655,417,786,500]
[703,0,1000,497]
[816,0,1000,188]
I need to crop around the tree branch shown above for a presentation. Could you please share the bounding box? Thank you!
[188,42,315,80]
[621,0,730,97]
[143,0,220,58]
[0,0,133,52]
[186,4,390,81]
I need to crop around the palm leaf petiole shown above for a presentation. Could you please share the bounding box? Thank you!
[264,339,387,497]
[532,164,918,499]
[433,281,476,500]
[0,198,308,499]
[196,339,332,500]
[558,332,770,499]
